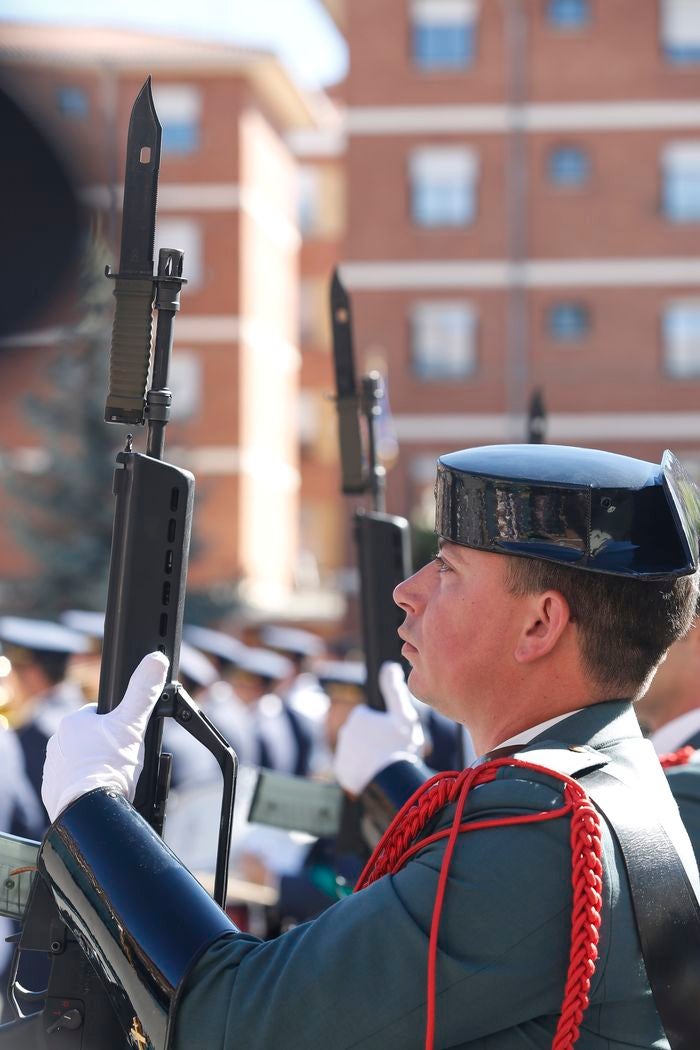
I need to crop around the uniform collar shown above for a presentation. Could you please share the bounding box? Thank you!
[479,699,640,763]
[492,708,586,753]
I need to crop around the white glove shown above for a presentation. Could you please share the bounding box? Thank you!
[333,661,425,796]
[42,651,169,823]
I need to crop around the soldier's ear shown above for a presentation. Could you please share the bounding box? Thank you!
[513,589,572,665]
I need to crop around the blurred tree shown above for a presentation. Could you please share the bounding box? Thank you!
[5,234,121,614]
[4,234,244,623]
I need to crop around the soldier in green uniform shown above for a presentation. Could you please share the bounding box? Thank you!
[635,612,700,865]
[38,444,700,1049]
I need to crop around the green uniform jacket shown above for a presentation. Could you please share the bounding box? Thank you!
[665,729,700,871]
[174,701,699,1049]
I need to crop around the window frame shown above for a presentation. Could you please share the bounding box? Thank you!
[661,0,700,66]
[662,300,700,379]
[409,146,479,228]
[662,142,700,224]
[152,84,202,157]
[410,300,478,381]
[410,0,478,71]
[546,0,591,30]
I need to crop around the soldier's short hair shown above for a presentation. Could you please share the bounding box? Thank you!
[505,557,699,698]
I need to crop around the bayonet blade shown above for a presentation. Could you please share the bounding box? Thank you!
[331,269,358,399]
[330,269,365,494]
[105,77,162,425]
[119,77,161,276]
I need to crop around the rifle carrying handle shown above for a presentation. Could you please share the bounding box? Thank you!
[105,273,154,425]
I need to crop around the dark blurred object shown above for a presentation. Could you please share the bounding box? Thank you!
[0,77,85,337]
[527,386,547,444]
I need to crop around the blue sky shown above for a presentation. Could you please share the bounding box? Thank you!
[0,0,348,88]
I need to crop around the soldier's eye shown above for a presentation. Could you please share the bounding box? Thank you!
[434,553,450,572]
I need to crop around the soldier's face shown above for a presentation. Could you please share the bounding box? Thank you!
[394,541,524,725]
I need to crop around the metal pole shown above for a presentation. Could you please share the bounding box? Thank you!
[503,0,529,440]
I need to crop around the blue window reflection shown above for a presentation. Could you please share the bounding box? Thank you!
[548,145,590,186]
[412,181,474,226]
[548,303,590,341]
[665,42,700,65]
[413,22,474,69]
[664,157,700,223]
[162,122,199,155]
[57,87,89,118]
[664,304,700,378]
[547,0,590,29]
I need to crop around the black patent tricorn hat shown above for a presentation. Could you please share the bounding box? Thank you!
[435,445,700,579]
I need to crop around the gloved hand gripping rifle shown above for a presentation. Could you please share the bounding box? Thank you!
[0,78,237,1049]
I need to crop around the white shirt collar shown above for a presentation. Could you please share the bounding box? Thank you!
[650,707,700,755]
[490,708,586,755]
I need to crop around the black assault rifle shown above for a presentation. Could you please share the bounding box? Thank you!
[0,77,237,1049]
[330,269,412,710]
[247,274,414,847]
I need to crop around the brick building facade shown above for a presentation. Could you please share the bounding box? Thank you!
[5,3,700,620]
[329,0,700,527]
[0,22,344,621]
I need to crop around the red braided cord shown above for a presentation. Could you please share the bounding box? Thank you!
[552,781,603,1049]
[659,745,695,769]
[354,758,603,1050]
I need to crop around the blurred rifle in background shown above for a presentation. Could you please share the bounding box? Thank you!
[330,269,412,710]
[527,387,547,444]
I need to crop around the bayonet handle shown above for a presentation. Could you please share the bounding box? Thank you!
[104,271,155,426]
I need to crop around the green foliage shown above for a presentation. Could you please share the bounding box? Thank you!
[4,234,237,623]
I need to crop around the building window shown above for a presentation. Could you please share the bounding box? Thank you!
[548,144,590,187]
[548,302,590,341]
[299,278,330,346]
[152,85,201,155]
[663,301,700,377]
[169,351,202,421]
[411,301,477,379]
[57,87,88,118]
[546,0,590,29]
[298,167,320,236]
[662,142,700,222]
[662,0,700,64]
[410,146,478,227]
[411,0,477,70]
[297,165,345,239]
[154,219,203,289]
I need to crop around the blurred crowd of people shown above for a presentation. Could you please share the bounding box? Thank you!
[0,612,468,956]
[4,601,697,1024]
